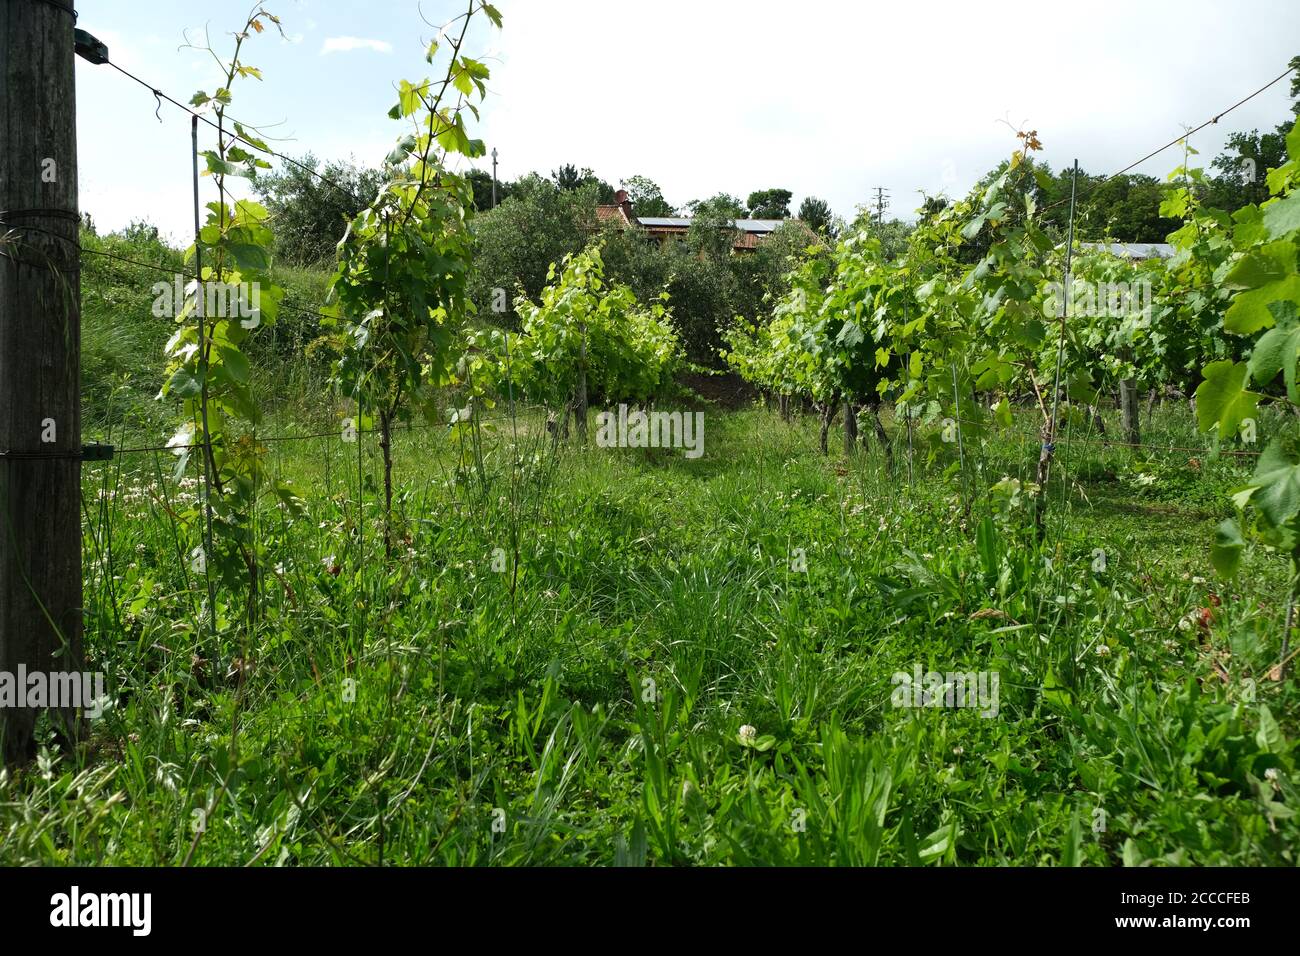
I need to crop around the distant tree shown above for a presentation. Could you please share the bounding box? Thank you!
[797,196,835,236]
[1289,52,1300,115]
[599,221,672,306]
[732,220,821,323]
[553,163,583,191]
[1202,54,1297,213]
[553,164,616,202]
[1206,130,1287,211]
[467,168,511,211]
[601,206,819,365]
[916,191,950,221]
[1027,164,1179,242]
[746,188,793,219]
[960,157,1172,244]
[685,193,746,220]
[121,220,163,245]
[687,201,740,260]
[667,254,738,364]
[251,153,384,266]
[845,214,912,261]
[1080,173,1181,242]
[623,174,675,216]
[466,174,599,324]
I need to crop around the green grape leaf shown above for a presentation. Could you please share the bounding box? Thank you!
[1248,437,1300,531]
[226,243,270,271]
[1263,194,1300,240]
[386,134,416,166]
[1223,240,1294,290]
[836,320,864,348]
[165,368,203,399]
[201,151,240,178]
[216,345,250,384]
[1255,704,1285,754]
[1247,321,1300,401]
[1211,518,1245,578]
[1194,360,1258,437]
[992,397,1013,430]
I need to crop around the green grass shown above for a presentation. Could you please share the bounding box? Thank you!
[78,226,335,441]
[3,393,1296,866]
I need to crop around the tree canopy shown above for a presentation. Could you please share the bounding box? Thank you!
[251,153,384,266]
[746,187,793,219]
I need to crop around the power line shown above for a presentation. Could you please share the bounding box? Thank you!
[1040,63,1298,215]
[1105,64,1297,185]
[102,59,371,209]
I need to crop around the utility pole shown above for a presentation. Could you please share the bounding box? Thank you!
[873,186,889,225]
[491,147,498,208]
[0,0,87,764]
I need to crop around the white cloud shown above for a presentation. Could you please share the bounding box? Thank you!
[320,36,392,56]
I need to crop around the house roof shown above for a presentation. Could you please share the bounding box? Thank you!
[636,217,786,233]
[592,190,798,251]
[637,217,692,228]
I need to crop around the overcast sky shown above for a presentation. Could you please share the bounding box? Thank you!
[74,0,1300,243]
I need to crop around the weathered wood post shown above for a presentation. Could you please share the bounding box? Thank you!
[1119,372,1141,446]
[0,0,85,764]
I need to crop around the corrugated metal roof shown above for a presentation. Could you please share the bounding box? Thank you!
[636,217,786,232]
[1080,242,1174,259]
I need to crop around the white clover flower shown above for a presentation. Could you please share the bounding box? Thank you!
[1264,767,1280,782]
[1192,576,1206,585]
[738,724,757,744]
[1096,644,1111,657]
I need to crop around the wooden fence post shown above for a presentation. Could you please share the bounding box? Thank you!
[0,0,85,764]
